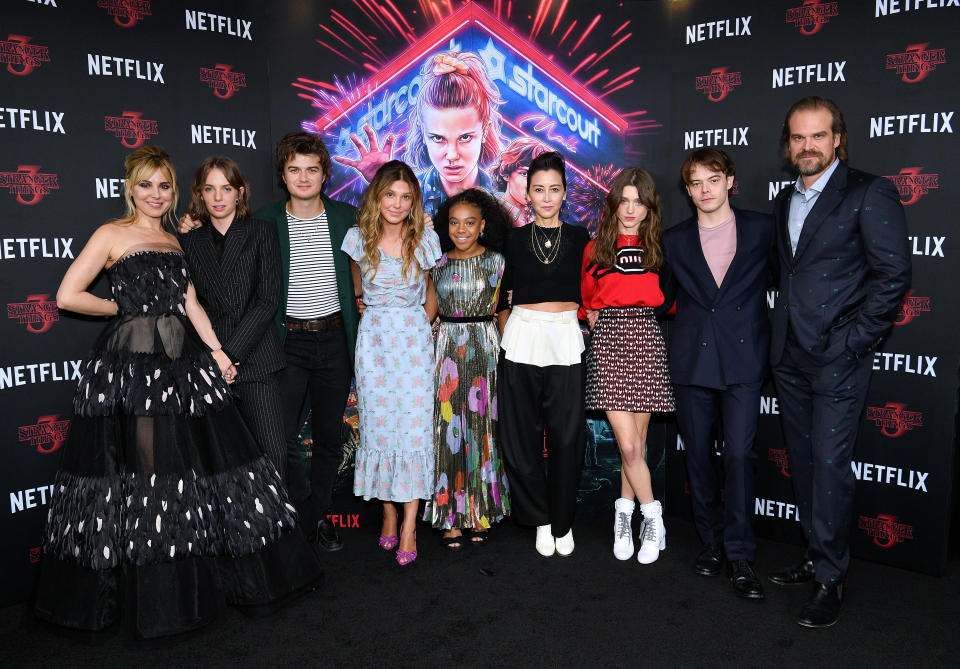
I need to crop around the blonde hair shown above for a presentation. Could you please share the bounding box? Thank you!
[356,161,425,282]
[118,146,178,228]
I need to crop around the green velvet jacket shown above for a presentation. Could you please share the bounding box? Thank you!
[255,193,360,363]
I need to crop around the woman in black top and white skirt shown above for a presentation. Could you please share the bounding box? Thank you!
[498,151,590,557]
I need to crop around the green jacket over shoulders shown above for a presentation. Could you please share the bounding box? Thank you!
[255,193,360,364]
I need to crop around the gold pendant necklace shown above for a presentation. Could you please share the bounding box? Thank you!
[531,223,563,264]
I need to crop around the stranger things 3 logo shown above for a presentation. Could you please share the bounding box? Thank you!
[1,35,50,76]
[97,0,151,28]
[785,1,839,35]
[894,290,931,326]
[0,166,59,205]
[858,513,914,549]
[866,402,923,438]
[7,294,59,333]
[200,64,247,99]
[104,111,158,148]
[695,67,742,102]
[768,447,791,477]
[18,414,70,454]
[884,167,939,206]
[885,43,946,83]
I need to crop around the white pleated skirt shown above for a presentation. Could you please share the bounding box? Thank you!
[500,306,584,367]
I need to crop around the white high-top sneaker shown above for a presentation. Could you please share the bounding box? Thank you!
[637,500,666,564]
[536,524,556,557]
[613,498,635,560]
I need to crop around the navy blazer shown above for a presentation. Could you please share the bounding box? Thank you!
[660,208,774,389]
[770,162,911,365]
[181,217,284,381]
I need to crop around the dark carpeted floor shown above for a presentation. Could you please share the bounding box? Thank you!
[1,515,957,668]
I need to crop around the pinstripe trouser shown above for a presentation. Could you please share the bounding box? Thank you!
[231,374,287,478]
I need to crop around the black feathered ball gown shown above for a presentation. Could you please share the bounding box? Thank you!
[34,247,322,638]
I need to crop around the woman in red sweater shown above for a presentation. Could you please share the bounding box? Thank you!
[581,167,675,564]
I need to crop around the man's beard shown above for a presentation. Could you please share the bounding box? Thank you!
[793,150,832,176]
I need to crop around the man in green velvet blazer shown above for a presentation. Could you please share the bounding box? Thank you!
[255,131,360,552]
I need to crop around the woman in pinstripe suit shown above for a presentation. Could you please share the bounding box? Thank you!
[181,156,287,475]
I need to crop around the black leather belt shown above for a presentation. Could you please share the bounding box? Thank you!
[439,315,495,323]
[283,313,343,331]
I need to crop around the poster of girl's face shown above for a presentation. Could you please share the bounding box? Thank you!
[326,17,629,232]
[421,105,484,191]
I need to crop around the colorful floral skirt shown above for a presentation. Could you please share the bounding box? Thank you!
[423,319,510,529]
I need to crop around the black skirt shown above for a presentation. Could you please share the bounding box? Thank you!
[35,311,322,638]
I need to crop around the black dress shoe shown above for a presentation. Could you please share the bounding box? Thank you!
[694,543,724,576]
[727,559,765,600]
[313,519,344,552]
[798,582,843,628]
[768,558,815,586]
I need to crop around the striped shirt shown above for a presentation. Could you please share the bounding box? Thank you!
[285,209,340,318]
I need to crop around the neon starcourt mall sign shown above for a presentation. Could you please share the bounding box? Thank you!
[313,2,627,209]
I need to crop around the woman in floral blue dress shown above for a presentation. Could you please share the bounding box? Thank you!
[423,189,512,549]
[342,160,441,566]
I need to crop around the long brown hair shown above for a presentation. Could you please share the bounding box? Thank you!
[592,167,663,270]
[117,146,178,228]
[187,156,252,221]
[356,160,425,282]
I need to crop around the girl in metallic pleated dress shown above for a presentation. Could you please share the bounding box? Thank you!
[423,189,512,550]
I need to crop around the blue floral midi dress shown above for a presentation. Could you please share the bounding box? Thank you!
[341,227,442,502]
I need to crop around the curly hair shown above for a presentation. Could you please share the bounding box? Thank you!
[433,188,510,254]
[187,156,252,222]
[355,160,426,282]
[493,137,551,190]
[403,51,505,172]
[118,146,178,229]
[275,131,331,190]
[591,167,663,271]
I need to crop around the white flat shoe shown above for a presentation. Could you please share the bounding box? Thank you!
[536,524,556,557]
[555,529,575,557]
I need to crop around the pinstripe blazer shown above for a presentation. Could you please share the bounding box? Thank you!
[181,217,285,380]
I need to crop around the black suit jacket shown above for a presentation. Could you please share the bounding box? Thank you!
[181,217,284,380]
[770,162,911,365]
[660,208,774,388]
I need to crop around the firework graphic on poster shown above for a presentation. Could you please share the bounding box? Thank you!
[290,0,660,233]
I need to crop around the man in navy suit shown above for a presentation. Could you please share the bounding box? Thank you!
[768,97,911,627]
[660,149,773,601]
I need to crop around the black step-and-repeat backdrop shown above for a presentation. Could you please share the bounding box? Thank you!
[2,0,956,605]
[657,0,958,578]
[1,0,274,606]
